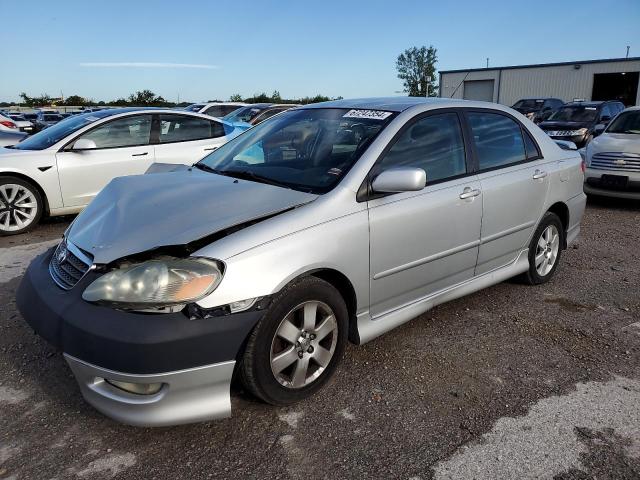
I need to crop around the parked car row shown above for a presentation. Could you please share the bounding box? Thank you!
[511,98,626,148]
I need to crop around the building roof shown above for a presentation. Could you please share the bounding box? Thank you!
[440,57,640,75]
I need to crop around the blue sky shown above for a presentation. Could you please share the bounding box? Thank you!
[1,0,639,103]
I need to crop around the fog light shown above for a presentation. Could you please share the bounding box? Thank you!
[105,379,163,395]
[229,297,258,313]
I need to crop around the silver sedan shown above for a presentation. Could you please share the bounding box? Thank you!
[17,97,586,425]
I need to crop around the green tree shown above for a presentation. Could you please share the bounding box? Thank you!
[62,95,87,106]
[396,46,438,97]
[229,93,243,102]
[271,90,281,102]
[19,92,53,107]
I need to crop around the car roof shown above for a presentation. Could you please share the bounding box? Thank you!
[564,101,620,107]
[301,97,465,112]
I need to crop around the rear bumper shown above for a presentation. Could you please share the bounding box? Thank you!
[16,247,265,425]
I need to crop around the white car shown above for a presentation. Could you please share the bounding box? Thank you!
[0,113,18,133]
[6,112,35,134]
[0,108,244,235]
[183,102,247,117]
[583,106,640,199]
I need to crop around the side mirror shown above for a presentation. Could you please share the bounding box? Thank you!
[593,124,606,137]
[72,138,97,151]
[371,167,426,193]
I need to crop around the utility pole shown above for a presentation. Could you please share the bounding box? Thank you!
[486,58,489,68]
[626,46,630,58]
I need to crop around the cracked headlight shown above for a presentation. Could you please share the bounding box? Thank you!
[82,257,223,310]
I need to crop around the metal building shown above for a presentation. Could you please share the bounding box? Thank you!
[439,57,640,107]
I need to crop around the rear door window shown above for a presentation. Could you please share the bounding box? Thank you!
[467,112,527,170]
[157,114,225,143]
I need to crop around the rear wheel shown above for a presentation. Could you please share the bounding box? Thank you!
[521,212,563,285]
[0,177,43,236]
[240,276,348,406]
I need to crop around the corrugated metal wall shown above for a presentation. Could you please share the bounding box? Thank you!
[440,60,640,106]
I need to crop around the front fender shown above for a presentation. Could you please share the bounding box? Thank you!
[194,210,370,314]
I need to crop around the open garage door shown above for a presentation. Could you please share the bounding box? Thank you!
[463,80,495,102]
[592,72,639,106]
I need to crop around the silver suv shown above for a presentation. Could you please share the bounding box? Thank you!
[17,98,586,426]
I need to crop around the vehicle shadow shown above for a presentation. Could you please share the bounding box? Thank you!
[586,194,640,211]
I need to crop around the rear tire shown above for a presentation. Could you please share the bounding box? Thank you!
[521,212,564,285]
[0,176,43,236]
[239,276,348,406]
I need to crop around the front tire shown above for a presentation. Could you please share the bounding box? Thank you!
[240,276,348,406]
[0,177,43,236]
[521,212,564,285]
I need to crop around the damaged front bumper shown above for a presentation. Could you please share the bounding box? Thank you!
[16,248,264,426]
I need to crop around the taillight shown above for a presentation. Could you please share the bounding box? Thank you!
[581,159,586,172]
[0,120,16,129]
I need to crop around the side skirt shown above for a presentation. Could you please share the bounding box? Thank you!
[355,249,530,344]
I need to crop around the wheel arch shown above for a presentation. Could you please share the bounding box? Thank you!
[302,268,359,344]
[0,171,51,216]
[546,201,569,249]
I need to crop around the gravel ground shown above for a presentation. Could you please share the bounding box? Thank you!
[0,197,638,480]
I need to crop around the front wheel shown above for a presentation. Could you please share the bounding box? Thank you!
[239,276,348,406]
[0,177,43,236]
[521,212,564,285]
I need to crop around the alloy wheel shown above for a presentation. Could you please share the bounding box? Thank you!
[534,224,560,276]
[0,184,38,233]
[270,301,338,389]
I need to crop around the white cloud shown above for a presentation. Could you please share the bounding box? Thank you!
[80,62,218,69]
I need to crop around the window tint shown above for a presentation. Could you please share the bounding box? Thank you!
[600,104,613,120]
[379,113,466,183]
[468,112,526,170]
[252,108,288,125]
[79,115,152,148]
[204,105,241,117]
[158,114,224,143]
[523,130,539,159]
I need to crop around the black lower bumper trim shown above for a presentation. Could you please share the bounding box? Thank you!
[16,248,264,374]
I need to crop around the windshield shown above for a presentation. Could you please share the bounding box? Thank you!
[183,104,205,112]
[198,108,396,194]
[513,99,544,111]
[11,113,107,150]
[606,110,640,134]
[44,114,63,121]
[222,105,266,123]
[548,106,598,122]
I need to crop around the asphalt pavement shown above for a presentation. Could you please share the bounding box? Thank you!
[0,197,638,480]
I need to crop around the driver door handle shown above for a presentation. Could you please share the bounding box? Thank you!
[203,147,218,151]
[131,152,148,157]
[533,169,547,180]
[459,187,481,200]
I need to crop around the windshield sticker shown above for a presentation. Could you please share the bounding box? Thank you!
[343,109,393,120]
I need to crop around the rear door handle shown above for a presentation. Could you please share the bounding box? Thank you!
[533,169,547,179]
[459,187,481,200]
[131,152,148,157]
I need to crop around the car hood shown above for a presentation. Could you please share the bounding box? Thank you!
[0,146,46,158]
[539,121,590,130]
[68,169,318,264]
[588,133,640,155]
